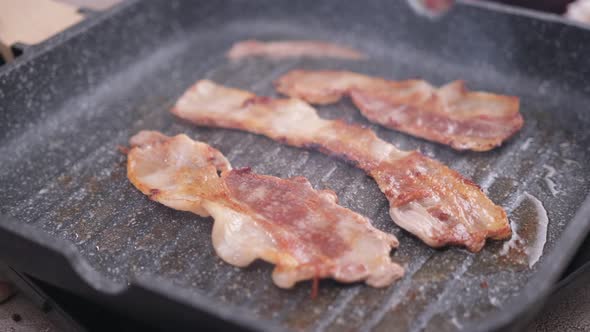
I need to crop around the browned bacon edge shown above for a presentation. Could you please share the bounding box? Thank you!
[275,70,524,151]
[170,80,511,252]
[127,131,403,289]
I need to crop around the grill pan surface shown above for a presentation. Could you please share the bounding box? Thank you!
[1,1,590,331]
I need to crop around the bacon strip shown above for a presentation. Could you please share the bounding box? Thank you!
[275,70,523,151]
[128,130,403,288]
[226,40,366,60]
[171,80,511,252]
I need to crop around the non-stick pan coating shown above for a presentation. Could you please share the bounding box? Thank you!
[0,1,589,331]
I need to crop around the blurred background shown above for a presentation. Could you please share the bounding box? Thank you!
[3,0,590,64]
[0,0,589,331]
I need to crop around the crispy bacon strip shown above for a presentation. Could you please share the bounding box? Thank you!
[128,130,403,288]
[226,40,366,60]
[275,70,523,151]
[171,80,511,252]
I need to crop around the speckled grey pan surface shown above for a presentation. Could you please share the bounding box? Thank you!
[0,0,589,331]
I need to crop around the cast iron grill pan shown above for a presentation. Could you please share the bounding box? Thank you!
[1,1,589,331]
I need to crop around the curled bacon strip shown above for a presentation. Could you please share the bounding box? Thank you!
[171,81,511,252]
[226,40,366,60]
[128,131,403,288]
[275,70,523,151]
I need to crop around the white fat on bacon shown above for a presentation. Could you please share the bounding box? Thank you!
[171,80,511,252]
[275,70,523,151]
[226,40,366,60]
[127,130,403,288]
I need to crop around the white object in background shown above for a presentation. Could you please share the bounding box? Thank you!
[0,0,83,46]
[566,0,590,24]
[407,0,455,18]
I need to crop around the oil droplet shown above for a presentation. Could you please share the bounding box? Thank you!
[500,192,549,268]
[542,165,558,196]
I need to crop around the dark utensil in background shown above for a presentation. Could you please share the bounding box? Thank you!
[492,0,574,13]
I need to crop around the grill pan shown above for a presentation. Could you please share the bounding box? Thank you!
[1,1,590,331]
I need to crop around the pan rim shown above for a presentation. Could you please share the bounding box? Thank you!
[0,214,286,332]
[0,1,589,331]
[459,0,590,31]
[470,193,590,331]
[0,0,138,77]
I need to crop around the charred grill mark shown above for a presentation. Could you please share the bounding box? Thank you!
[242,96,273,107]
[276,136,289,144]
[462,177,482,190]
[148,188,161,199]
[231,167,252,174]
[116,145,130,155]
[428,207,450,222]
